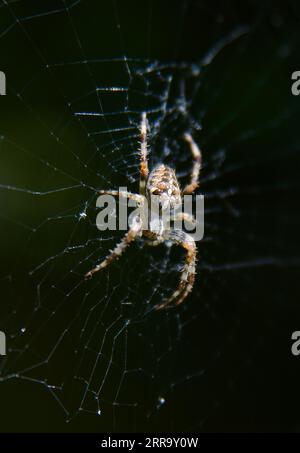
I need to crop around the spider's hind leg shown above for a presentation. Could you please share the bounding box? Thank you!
[155,230,197,310]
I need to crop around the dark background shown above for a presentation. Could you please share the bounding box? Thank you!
[0,0,300,433]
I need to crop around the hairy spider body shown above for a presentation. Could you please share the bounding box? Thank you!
[146,164,181,213]
[85,113,202,310]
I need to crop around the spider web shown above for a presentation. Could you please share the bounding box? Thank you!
[0,0,300,433]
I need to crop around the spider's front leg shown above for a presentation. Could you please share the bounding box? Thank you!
[182,133,202,195]
[98,190,144,205]
[139,112,149,196]
[155,230,197,310]
[85,215,143,278]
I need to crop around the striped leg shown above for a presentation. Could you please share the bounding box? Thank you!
[172,211,197,227]
[182,133,202,195]
[155,230,196,310]
[98,190,144,205]
[139,112,149,196]
[85,216,142,278]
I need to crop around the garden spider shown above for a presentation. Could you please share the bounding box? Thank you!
[85,113,202,309]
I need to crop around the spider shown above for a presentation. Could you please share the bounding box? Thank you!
[85,113,202,310]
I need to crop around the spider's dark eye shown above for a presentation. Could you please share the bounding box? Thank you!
[152,189,160,195]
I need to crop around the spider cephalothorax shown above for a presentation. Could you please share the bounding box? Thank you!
[85,113,202,309]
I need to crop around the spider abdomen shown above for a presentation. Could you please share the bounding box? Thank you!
[146,164,181,211]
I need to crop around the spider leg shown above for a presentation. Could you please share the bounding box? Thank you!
[85,216,142,278]
[98,190,144,205]
[182,133,202,195]
[139,112,149,196]
[155,230,196,310]
[172,211,197,227]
